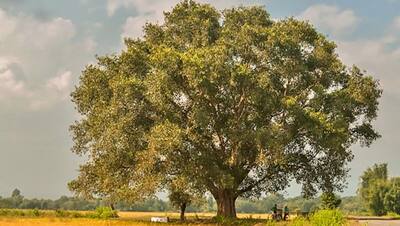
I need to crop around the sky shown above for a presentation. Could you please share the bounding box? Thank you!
[0,0,400,199]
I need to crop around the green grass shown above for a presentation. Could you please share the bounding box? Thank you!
[0,207,117,219]
[309,209,346,226]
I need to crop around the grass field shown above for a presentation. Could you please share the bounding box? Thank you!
[0,211,285,226]
[0,213,253,226]
[118,211,271,220]
[0,210,364,225]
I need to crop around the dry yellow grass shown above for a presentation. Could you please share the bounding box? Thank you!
[118,211,271,220]
[0,218,186,226]
[0,218,363,226]
[0,212,360,226]
[2,210,324,226]
[0,211,272,226]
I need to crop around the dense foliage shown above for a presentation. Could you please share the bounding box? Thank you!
[320,192,341,209]
[0,208,117,219]
[167,176,205,220]
[70,0,381,217]
[384,178,400,214]
[358,163,400,215]
[309,209,345,226]
[0,189,365,214]
[0,189,100,210]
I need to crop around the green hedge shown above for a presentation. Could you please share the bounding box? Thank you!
[0,207,118,219]
[310,209,345,226]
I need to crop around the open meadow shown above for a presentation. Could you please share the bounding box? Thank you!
[0,210,368,226]
[0,211,269,226]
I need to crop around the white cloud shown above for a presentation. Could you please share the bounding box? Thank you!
[117,0,179,39]
[337,35,400,97]
[82,37,98,52]
[30,71,73,110]
[107,0,179,17]
[0,58,30,100]
[0,8,16,41]
[0,56,73,110]
[80,0,90,4]
[107,0,122,16]
[46,71,72,95]
[0,11,76,49]
[119,0,262,39]
[299,4,359,36]
[21,17,75,50]
[0,8,95,111]
[392,16,400,30]
[0,70,25,97]
[122,16,150,39]
[108,0,259,17]
[300,8,400,98]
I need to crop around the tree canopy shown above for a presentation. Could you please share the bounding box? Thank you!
[168,176,205,221]
[69,0,381,217]
[359,164,400,216]
[358,163,388,205]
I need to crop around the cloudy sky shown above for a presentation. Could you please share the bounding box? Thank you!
[0,0,399,199]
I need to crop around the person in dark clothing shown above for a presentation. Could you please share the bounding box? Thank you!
[284,205,289,220]
[271,204,278,219]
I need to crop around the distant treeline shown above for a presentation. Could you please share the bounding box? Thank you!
[0,189,366,214]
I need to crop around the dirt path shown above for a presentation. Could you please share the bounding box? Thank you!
[358,220,400,226]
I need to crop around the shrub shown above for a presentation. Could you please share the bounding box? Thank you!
[0,209,41,217]
[0,209,11,216]
[384,181,400,215]
[71,211,84,218]
[212,215,234,225]
[368,181,389,216]
[310,209,345,226]
[54,209,83,218]
[29,209,41,217]
[213,216,261,226]
[291,216,311,226]
[0,209,44,217]
[88,207,118,219]
[265,221,276,226]
[55,209,67,217]
[320,192,341,209]
[386,212,400,217]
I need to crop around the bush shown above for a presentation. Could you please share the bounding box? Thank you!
[310,209,345,226]
[212,215,234,225]
[384,181,400,215]
[54,209,84,218]
[55,209,67,217]
[30,209,41,217]
[386,212,400,217]
[0,208,119,219]
[320,192,341,209]
[213,216,261,226]
[368,181,389,216]
[291,217,311,226]
[88,207,118,219]
[0,209,45,217]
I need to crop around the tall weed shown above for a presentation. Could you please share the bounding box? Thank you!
[310,209,345,226]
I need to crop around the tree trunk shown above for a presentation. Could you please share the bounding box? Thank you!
[180,203,187,221]
[110,203,115,210]
[215,189,237,218]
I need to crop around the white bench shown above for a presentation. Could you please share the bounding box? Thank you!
[150,217,170,223]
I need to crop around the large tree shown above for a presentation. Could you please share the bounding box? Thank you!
[70,1,381,217]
